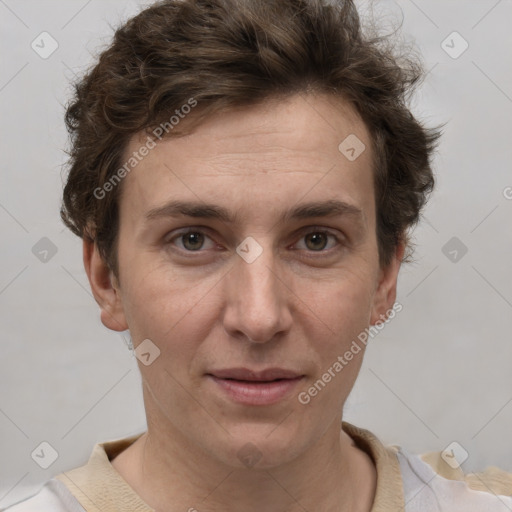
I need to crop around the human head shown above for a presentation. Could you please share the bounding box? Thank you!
[60,0,441,472]
[60,0,441,279]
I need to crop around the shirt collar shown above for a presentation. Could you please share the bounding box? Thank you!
[55,421,404,512]
[342,421,405,511]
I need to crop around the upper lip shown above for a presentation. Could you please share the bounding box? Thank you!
[208,368,303,381]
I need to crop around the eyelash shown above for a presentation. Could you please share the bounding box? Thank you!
[165,227,344,257]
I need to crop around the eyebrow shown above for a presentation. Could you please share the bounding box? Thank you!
[144,199,365,226]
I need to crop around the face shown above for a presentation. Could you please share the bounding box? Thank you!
[85,93,402,469]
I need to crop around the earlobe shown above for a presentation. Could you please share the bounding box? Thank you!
[83,239,128,332]
[369,241,405,325]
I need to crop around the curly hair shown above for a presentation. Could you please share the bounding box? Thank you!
[61,0,442,277]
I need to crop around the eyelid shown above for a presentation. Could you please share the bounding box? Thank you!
[165,227,218,252]
[165,225,345,255]
[291,226,344,253]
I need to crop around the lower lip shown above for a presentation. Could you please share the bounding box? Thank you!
[208,375,304,405]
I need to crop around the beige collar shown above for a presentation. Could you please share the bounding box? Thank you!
[342,421,404,511]
[55,421,404,511]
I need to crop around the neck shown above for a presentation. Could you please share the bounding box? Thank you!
[112,418,376,512]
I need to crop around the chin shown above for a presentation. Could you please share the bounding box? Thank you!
[213,424,308,470]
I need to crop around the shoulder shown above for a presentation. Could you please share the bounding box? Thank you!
[420,449,512,496]
[1,479,85,512]
[396,446,512,511]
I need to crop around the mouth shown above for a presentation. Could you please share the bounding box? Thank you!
[206,368,305,405]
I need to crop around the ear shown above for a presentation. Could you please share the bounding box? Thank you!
[369,240,405,325]
[83,238,128,332]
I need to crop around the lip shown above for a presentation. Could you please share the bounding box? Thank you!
[206,367,305,405]
[209,367,302,381]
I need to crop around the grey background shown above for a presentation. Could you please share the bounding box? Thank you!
[1,0,511,508]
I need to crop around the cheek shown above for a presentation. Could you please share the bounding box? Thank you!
[118,256,224,359]
[297,274,374,409]
[309,267,375,341]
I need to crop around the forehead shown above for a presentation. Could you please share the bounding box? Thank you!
[118,93,374,227]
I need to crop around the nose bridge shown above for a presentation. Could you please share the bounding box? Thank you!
[223,237,290,343]
[240,249,278,304]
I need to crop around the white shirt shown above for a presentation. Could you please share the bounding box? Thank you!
[4,423,512,512]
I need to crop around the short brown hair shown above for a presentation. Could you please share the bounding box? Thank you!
[60,0,441,277]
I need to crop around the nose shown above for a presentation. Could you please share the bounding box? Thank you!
[221,242,293,344]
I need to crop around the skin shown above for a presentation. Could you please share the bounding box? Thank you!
[84,92,404,512]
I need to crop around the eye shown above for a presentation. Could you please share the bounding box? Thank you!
[167,229,217,252]
[165,227,343,256]
[294,229,341,253]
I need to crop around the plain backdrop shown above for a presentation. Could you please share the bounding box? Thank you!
[1,0,511,508]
